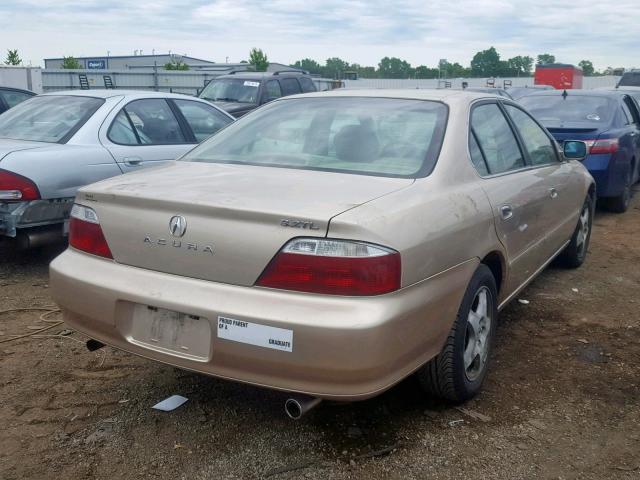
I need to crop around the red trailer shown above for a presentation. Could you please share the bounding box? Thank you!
[534,63,583,89]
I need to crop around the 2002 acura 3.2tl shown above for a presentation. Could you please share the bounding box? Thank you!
[50,89,595,419]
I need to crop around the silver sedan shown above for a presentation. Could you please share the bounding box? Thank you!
[0,90,233,247]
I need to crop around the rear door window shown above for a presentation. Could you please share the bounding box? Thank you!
[298,77,316,93]
[622,96,640,124]
[470,103,525,175]
[265,80,282,101]
[280,78,302,96]
[110,99,187,145]
[173,100,232,142]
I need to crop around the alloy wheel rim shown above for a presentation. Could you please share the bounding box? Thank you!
[464,286,492,382]
[576,204,590,256]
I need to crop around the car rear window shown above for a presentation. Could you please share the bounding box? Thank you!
[519,95,616,125]
[182,97,448,178]
[0,95,104,143]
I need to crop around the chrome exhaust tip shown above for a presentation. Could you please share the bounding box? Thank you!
[284,396,322,420]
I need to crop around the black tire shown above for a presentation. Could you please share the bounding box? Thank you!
[606,167,632,213]
[417,264,497,403]
[556,195,593,269]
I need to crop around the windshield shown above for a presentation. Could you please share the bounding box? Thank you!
[182,97,448,178]
[200,78,260,104]
[0,95,104,143]
[519,95,615,125]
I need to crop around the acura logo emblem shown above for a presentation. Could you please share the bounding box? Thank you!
[169,215,187,237]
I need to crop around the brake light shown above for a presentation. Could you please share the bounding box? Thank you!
[584,138,619,154]
[69,204,113,259]
[0,169,41,201]
[256,238,401,296]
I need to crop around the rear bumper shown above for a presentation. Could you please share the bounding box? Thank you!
[582,153,623,198]
[0,198,72,237]
[50,248,477,401]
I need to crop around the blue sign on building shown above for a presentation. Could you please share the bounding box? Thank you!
[86,59,106,69]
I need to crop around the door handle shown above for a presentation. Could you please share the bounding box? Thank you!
[123,156,142,166]
[500,205,513,220]
[549,187,559,199]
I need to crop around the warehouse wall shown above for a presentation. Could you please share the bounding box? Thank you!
[41,69,622,96]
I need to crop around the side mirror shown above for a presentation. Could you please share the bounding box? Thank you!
[563,140,588,161]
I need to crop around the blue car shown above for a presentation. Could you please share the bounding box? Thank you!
[520,90,640,212]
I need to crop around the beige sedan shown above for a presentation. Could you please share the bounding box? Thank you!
[50,89,594,418]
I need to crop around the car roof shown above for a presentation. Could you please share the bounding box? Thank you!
[283,88,503,103]
[39,89,204,100]
[522,89,621,99]
[216,71,308,80]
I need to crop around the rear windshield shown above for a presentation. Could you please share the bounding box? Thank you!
[199,78,260,104]
[0,95,104,143]
[182,97,448,178]
[519,95,615,125]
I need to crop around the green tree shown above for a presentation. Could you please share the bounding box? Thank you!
[471,47,502,77]
[414,65,437,79]
[249,48,269,72]
[164,60,189,70]
[4,49,22,66]
[61,56,82,69]
[291,58,323,75]
[506,55,534,76]
[536,53,556,66]
[377,57,412,79]
[578,60,595,76]
[347,64,376,78]
[324,57,350,78]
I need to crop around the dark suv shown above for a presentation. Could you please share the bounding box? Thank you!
[618,70,640,88]
[199,71,317,118]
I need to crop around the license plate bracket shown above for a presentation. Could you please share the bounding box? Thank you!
[129,305,211,361]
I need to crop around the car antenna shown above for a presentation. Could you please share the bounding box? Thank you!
[562,89,568,99]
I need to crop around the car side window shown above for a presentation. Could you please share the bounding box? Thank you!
[298,77,316,93]
[622,96,640,124]
[0,90,33,109]
[470,103,525,175]
[119,99,186,145]
[280,78,302,96]
[469,131,489,175]
[108,110,140,145]
[265,80,282,101]
[173,100,232,143]
[621,102,632,125]
[505,105,559,166]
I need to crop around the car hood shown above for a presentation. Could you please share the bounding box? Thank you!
[77,161,413,285]
[208,101,256,116]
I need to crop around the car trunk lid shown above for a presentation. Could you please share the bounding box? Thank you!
[0,138,52,161]
[78,161,413,286]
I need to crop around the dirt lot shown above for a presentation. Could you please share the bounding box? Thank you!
[1,196,639,480]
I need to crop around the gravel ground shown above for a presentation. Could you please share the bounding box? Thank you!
[1,195,639,480]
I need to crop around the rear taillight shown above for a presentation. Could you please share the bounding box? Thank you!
[256,238,401,296]
[584,138,619,154]
[69,204,113,259]
[0,169,41,201]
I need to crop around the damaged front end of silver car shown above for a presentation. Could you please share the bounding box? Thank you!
[0,198,73,248]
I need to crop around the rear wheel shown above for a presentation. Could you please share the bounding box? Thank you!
[556,196,593,268]
[417,264,497,403]
[606,167,632,213]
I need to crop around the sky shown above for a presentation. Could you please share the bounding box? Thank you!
[1,0,638,70]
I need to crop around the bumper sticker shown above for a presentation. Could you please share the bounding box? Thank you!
[217,316,293,352]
